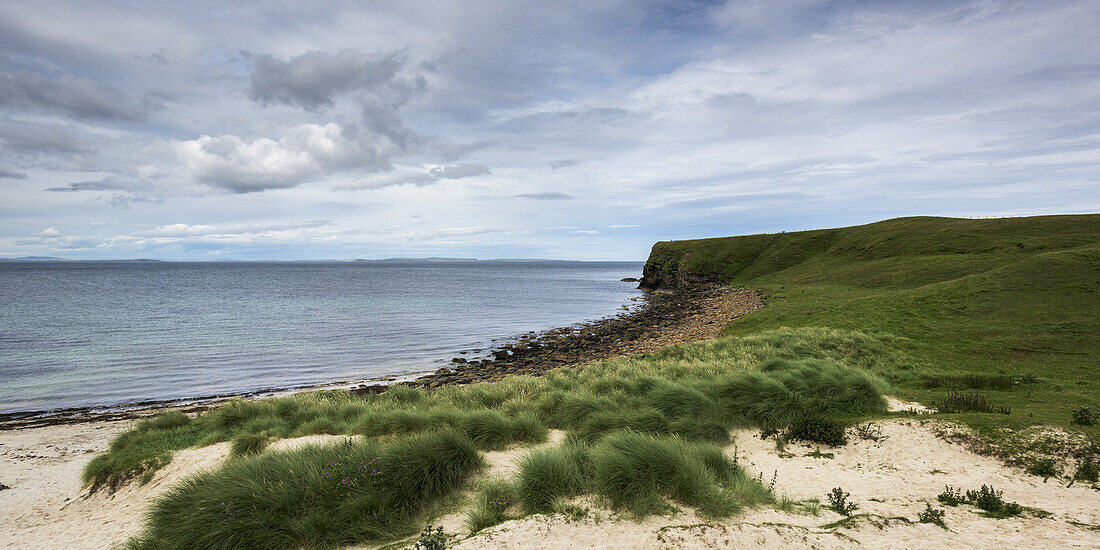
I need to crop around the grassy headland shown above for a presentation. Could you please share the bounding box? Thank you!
[644,214,1100,446]
[88,213,1099,548]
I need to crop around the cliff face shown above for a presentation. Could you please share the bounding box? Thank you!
[637,263,725,290]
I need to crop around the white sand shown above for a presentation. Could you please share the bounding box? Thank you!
[449,419,1100,549]
[0,422,354,550]
[3,414,1099,549]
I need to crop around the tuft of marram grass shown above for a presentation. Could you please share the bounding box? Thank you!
[123,430,481,550]
[464,478,520,534]
[229,432,270,457]
[516,443,591,512]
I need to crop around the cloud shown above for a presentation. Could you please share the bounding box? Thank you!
[336,163,490,191]
[37,227,59,237]
[0,69,150,121]
[608,224,638,228]
[549,159,579,169]
[174,122,402,193]
[515,192,573,200]
[0,121,99,156]
[428,163,490,179]
[141,220,332,238]
[45,176,130,192]
[247,49,411,111]
[571,230,598,235]
[0,167,27,179]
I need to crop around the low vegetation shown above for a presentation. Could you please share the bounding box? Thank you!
[123,432,480,549]
[96,326,892,548]
[937,484,1023,519]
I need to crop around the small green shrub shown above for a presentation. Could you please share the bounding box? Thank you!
[937,486,965,506]
[1074,457,1099,482]
[917,503,946,528]
[1026,458,1060,481]
[850,423,886,442]
[413,525,446,550]
[786,417,847,447]
[1071,407,1098,426]
[965,485,1022,518]
[826,487,858,516]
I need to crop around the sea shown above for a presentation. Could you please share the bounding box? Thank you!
[0,260,644,414]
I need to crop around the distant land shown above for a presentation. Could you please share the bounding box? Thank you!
[0,256,627,263]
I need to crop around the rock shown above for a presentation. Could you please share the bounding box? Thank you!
[620,277,639,282]
[435,368,451,375]
[352,385,387,396]
[452,357,467,364]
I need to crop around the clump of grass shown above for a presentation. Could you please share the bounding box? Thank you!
[464,479,519,534]
[590,432,745,517]
[229,433,269,457]
[917,503,947,528]
[786,416,847,447]
[516,444,591,513]
[826,487,858,516]
[516,432,770,519]
[932,392,1010,415]
[122,431,481,549]
[460,410,547,450]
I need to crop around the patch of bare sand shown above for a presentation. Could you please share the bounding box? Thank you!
[449,419,1100,549]
[0,424,354,550]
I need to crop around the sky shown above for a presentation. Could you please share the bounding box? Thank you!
[1,0,1098,260]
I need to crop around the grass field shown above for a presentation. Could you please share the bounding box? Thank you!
[91,213,1099,548]
[647,214,1100,447]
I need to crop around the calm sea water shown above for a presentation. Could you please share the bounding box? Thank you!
[0,261,643,414]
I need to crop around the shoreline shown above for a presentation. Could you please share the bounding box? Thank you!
[0,284,762,430]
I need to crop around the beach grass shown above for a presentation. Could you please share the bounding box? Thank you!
[122,431,481,549]
[98,326,893,548]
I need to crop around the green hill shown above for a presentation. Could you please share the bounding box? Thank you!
[643,214,1100,443]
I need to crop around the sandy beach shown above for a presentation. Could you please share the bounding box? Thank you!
[4,407,1099,549]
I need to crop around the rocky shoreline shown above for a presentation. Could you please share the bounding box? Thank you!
[368,284,763,391]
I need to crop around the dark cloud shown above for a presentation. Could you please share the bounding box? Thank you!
[549,159,579,169]
[0,69,149,121]
[428,163,490,179]
[247,49,411,111]
[0,166,27,179]
[0,121,98,156]
[45,176,130,192]
[515,192,573,200]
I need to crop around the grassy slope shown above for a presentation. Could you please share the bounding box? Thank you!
[646,214,1100,441]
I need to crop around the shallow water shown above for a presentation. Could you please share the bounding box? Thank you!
[0,261,643,413]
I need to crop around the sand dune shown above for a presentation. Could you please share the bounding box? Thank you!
[3,414,1098,549]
